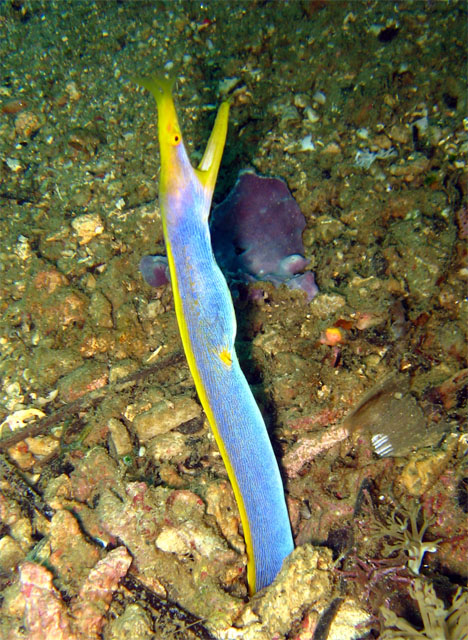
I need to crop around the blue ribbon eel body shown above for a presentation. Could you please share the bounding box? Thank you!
[136,75,294,594]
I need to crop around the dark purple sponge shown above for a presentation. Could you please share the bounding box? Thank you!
[211,171,318,300]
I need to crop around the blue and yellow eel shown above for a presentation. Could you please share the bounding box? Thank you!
[136,74,294,595]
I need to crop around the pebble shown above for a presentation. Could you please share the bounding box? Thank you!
[283,426,350,477]
[57,362,108,403]
[314,215,345,243]
[65,81,81,101]
[155,521,230,560]
[71,213,104,245]
[106,603,153,640]
[327,600,372,640]
[25,434,60,460]
[14,111,40,138]
[372,133,392,149]
[293,93,308,108]
[389,155,430,181]
[299,134,315,151]
[1,98,28,114]
[397,437,458,495]
[309,293,346,319]
[108,359,139,384]
[6,442,36,471]
[0,536,24,573]
[205,482,243,551]
[48,509,100,592]
[147,431,191,463]
[107,418,133,456]
[312,90,326,105]
[5,157,22,172]
[304,106,320,123]
[132,396,201,442]
[88,291,114,328]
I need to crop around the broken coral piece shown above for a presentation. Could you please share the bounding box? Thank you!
[71,546,132,639]
[19,547,132,640]
[20,561,77,640]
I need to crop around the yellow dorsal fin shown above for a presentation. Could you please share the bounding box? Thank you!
[196,100,230,195]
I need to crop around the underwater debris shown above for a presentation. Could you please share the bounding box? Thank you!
[380,579,468,640]
[0,408,46,435]
[354,147,397,169]
[370,505,441,574]
[342,375,433,458]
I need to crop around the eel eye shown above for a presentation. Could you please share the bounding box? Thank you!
[173,134,180,144]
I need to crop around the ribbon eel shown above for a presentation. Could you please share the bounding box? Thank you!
[136,75,294,594]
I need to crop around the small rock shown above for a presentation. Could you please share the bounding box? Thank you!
[309,293,346,319]
[48,510,100,592]
[28,284,88,335]
[384,215,456,302]
[25,434,60,460]
[205,481,244,552]
[65,81,81,102]
[5,156,22,172]
[133,396,201,442]
[31,347,83,387]
[327,599,372,640]
[397,437,458,495]
[2,98,28,114]
[389,123,410,144]
[0,535,24,573]
[108,418,133,456]
[228,546,333,640]
[70,447,122,503]
[283,426,350,478]
[88,291,114,328]
[146,431,191,463]
[372,133,393,149]
[71,213,104,245]
[7,442,36,471]
[314,215,345,244]
[304,106,320,123]
[78,328,115,358]
[156,521,232,561]
[106,603,153,640]
[321,141,341,155]
[389,154,430,181]
[57,362,108,403]
[43,474,74,510]
[32,269,68,294]
[14,110,40,138]
[109,359,139,383]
